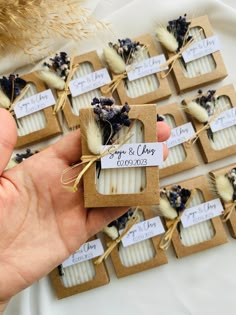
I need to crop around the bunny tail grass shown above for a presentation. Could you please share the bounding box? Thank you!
[36,70,65,90]
[103,46,126,74]
[156,26,178,53]
[159,198,178,220]
[215,175,234,202]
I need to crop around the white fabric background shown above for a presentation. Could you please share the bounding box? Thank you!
[4,0,236,314]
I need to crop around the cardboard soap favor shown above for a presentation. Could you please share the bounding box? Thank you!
[15,72,62,148]
[157,103,199,178]
[49,237,109,299]
[106,34,171,104]
[161,175,227,258]
[79,104,160,208]
[210,164,236,238]
[184,84,236,163]
[167,15,227,93]
[62,50,112,130]
[103,206,167,278]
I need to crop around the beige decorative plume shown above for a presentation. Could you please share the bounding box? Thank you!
[0,1,106,56]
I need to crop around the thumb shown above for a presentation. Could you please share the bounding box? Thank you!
[0,109,17,174]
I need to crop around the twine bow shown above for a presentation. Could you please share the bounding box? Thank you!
[101,72,127,95]
[94,207,140,265]
[159,189,196,250]
[61,131,134,192]
[222,201,236,222]
[54,57,79,113]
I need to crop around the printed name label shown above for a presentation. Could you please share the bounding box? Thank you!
[62,239,104,268]
[181,198,224,228]
[210,107,236,132]
[166,122,195,148]
[121,217,165,247]
[101,142,163,169]
[182,35,220,63]
[69,68,111,97]
[126,54,168,81]
[14,89,56,118]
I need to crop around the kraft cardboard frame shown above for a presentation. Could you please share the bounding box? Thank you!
[15,72,62,148]
[157,103,199,178]
[108,33,171,104]
[50,237,109,299]
[210,164,236,238]
[62,50,112,129]
[167,15,228,93]
[184,84,236,163]
[104,206,168,278]
[79,104,160,208]
[162,176,227,258]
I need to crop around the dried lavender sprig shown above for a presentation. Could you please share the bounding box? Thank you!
[0,74,27,102]
[167,14,192,51]
[91,97,131,145]
[161,185,191,214]
[14,148,39,164]
[109,38,144,65]
[43,52,71,81]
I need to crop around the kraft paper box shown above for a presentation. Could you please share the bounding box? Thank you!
[103,206,168,278]
[167,15,228,93]
[49,237,109,299]
[62,50,112,129]
[15,72,62,148]
[161,175,227,258]
[107,34,171,105]
[80,104,160,208]
[157,103,199,178]
[184,84,236,163]
[210,164,236,238]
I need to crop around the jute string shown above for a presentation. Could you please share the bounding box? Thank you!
[159,189,196,250]
[54,56,79,113]
[222,201,236,222]
[94,207,140,265]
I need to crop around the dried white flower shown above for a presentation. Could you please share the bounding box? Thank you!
[215,175,234,202]
[159,198,178,220]
[36,70,65,90]
[184,101,209,123]
[156,26,178,53]
[0,89,10,109]
[103,46,126,74]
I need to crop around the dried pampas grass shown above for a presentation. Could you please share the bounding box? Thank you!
[0,1,106,57]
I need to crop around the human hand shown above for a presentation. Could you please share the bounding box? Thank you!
[0,108,170,307]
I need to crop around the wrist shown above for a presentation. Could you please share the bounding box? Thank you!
[0,300,9,315]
